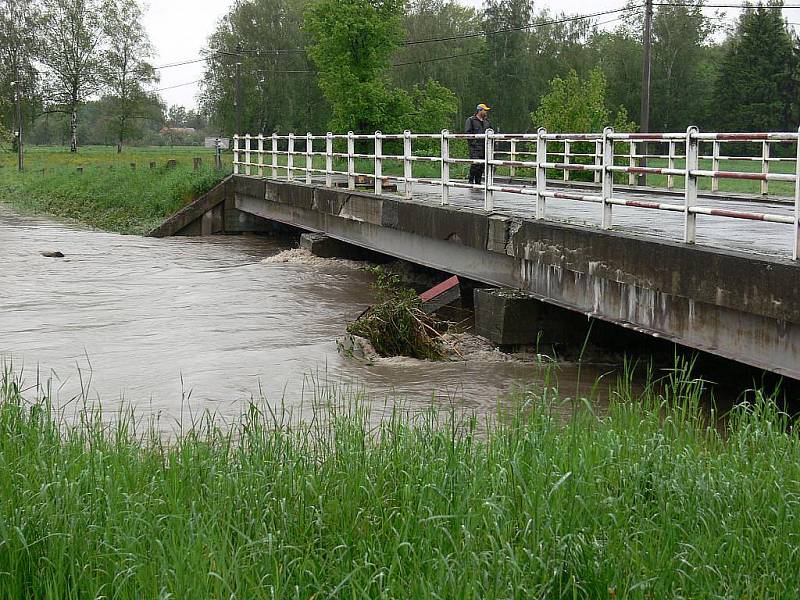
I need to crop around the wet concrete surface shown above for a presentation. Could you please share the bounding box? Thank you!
[407,182,796,259]
[301,175,794,258]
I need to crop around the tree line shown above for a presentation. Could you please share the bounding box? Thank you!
[3,0,798,153]
[0,0,164,152]
[202,0,800,136]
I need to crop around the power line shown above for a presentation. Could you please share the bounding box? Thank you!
[218,48,306,56]
[392,49,485,67]
[150,1,798,87]
[250,68,314,74]
[153,1,799,69]
[150,79,203,92]
[402,5,644,46]
[228,4,644,56]
[153,57,211,70]
[653,2,800,7]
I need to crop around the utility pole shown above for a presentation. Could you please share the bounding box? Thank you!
[234,42,243,138]
[12,80,23,172]
[638,0,653,186]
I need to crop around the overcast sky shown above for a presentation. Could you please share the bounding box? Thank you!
[143,0,800,110]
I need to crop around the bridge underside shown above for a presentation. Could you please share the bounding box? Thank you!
[155,175,800,380]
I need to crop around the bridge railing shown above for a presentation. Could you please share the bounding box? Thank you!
[494,134,797,194]
[232,127,800,260]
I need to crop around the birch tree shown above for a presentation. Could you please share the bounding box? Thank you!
[100,0,157,152]
[40,0,103,152]
[0,0,41,150]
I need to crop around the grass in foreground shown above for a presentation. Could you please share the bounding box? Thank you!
[0,363,798,599]
[0,146,230,234]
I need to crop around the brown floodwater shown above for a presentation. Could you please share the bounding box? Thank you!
[0,205,625,428]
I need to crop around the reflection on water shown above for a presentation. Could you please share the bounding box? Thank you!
[0,205,620,426]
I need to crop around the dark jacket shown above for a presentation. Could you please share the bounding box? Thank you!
[465,114,490,158]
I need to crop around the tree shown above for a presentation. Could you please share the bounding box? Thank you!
[0,0,41,152]
[304,0,405,132]
[201,0,326,136]
[100,0,157,152]
[392,0,482,126]
[167,105,188,128]
[304,0,456,133]
[590,30,642,126]
[531,68,636,133]
[40,0,104,152]
[482,0,533,132]
[713,2,797,131]
[649,1,717,130]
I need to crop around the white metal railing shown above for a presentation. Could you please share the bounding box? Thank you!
[232,127,800,260]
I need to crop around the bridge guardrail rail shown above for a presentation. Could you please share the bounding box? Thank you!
[232,127,800,260]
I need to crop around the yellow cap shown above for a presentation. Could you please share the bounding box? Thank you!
[476,103,491,112]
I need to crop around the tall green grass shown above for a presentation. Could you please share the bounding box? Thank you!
[0,161,228,234]
[1,363,798,598]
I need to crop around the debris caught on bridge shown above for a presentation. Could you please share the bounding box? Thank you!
[346,267,446,360]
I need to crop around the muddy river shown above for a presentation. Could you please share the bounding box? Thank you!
[1,205,621,426]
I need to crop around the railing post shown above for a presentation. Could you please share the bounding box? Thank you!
[347,131,355,190]
[684,126,700,244]
[244,133,251,176]
[628,140,636,186]
[287,132,295,181]
[440,129,450,205]
[374,131,383,195]
[325,132,333,187]
[484,128,494,211]
[257,134,264,177]
[594,139,602,184]
[794,127,800,260]
[271,132,278,179]
[762,141,770,195]
[403,130,413,199]
[536,127,547,220]
[601,127,614,229]
[306,132,313,184]
[509,139,516,178]
[667,140,676,189]
[233,134,239,175]
[711,140,720,192]
[563,140,571,182]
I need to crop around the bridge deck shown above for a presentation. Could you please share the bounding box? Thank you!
[388,181,795,259]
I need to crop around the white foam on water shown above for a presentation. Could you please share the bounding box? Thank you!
[261,248,368,270]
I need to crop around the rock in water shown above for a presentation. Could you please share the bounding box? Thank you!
[40,251,65,258]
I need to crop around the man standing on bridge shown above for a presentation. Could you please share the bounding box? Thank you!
[465,103,491,186]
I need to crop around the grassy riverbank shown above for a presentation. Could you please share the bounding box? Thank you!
[0,144,792,237]
[0,146,230,234]
[1,365,798,599]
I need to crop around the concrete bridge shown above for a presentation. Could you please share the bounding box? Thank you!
[150,172,799,380]
[151,128,800,379]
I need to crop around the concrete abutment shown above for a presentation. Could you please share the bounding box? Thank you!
[474,288,588,348]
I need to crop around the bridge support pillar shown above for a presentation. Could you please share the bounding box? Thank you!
[300,233,382,261]
[474,288,587,348]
